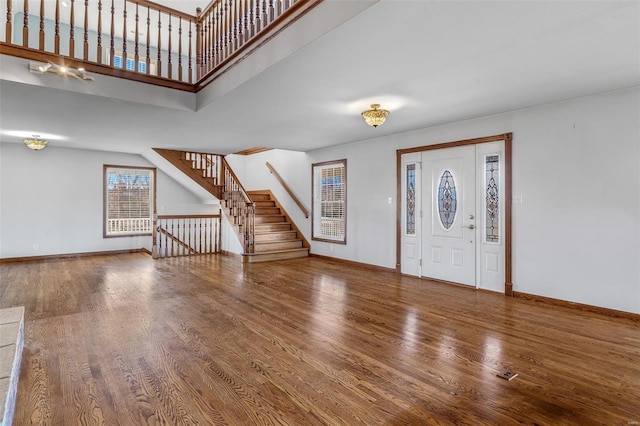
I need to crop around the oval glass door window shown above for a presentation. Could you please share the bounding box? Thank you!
[437,170,457,229]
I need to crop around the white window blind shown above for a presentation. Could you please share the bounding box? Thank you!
[110,51,157,74]
[104,166,155,237]
[312,160,346,243]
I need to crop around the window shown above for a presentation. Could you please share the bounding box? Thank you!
[104,165,156,237]
[312,160,346,243]
[109,51,158,74]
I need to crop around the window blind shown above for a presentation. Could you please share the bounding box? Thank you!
[104,166,155,237]
[312,160,346,243]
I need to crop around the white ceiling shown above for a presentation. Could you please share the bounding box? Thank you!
[1,0,639,154]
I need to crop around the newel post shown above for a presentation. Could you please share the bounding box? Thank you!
[245,202,255,253]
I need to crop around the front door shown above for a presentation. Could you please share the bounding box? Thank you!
[399,135,509,293]
[422,145,476,286]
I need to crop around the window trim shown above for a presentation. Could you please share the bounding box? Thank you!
[103,165,157,238]
[311,159,347,244]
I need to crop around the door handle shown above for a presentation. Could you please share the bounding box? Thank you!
[463,224,475,229]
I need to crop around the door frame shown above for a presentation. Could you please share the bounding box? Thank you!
[396,133,513,296]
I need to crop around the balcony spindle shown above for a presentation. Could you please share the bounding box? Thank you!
[248,0,255,38]
[243,0,249,44]
[268,0,274,23]
[195,7,201,79]
[225,0,231,58]
[22,0,28,47]
[178,18,182,81]
[254,0,261,34]
[97,0,102,63]
[38,0,45,49]
[83,0,89,60]
[214,8,220,67]
[261,0,267,31]
[156,10,162,76]
[145,7,150,74]
[121,1,127,69]
[109,0,114,65]
[5,0,12,44]
[134,4,139,71]
[233,0,239,51]
[167,13,172,79]
[188,18,193,82]
[209,10,214,69]
[69,0,75,57]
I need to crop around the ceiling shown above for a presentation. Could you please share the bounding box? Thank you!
[1,0,639,155]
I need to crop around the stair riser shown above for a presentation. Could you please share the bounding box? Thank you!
[255,208,281,215]
[254,232,298,242]
[249,194,271,201]
[255,223,292,232]
[253,201,276,207]
[255,241,303,252]
[254,216,286,224]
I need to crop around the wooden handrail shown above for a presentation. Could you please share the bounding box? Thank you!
[222,157,251,201]
[158,214,221,220]
[265,162,309,218]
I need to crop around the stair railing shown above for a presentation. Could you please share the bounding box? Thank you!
[222,158,255,253]
[153,214,221,258]
[1,0,323,90]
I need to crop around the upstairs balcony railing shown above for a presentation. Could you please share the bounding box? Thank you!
[0,0,321,91]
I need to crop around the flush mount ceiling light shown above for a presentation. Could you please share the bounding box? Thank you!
[29,61,94,81]
[361,104,389,128]
[24,135,48,151]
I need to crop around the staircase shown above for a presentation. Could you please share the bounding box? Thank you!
[246,191,309,262]
[154,149,309,263]
[154,149,223,199]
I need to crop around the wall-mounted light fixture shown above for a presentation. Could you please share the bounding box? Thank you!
[361,104,389,128]
[24,135,48,151]
[29,61,94,81]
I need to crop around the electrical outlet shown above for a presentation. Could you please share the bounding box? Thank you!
[497,371,518,381]
[33,243,38,250]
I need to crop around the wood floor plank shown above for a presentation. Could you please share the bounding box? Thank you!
[1,253,639,425]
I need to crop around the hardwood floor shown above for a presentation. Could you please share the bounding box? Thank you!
[1,253,638,425]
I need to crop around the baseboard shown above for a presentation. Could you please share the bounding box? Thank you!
[513,291,640,322]
[309,253,397,273]
[0,248,151,264]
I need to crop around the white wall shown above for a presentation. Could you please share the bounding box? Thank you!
[233,87,640,314]
[0,143,215,258]
[227,150,312,241]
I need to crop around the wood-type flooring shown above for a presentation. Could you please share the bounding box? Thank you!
[0,253,638,425]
